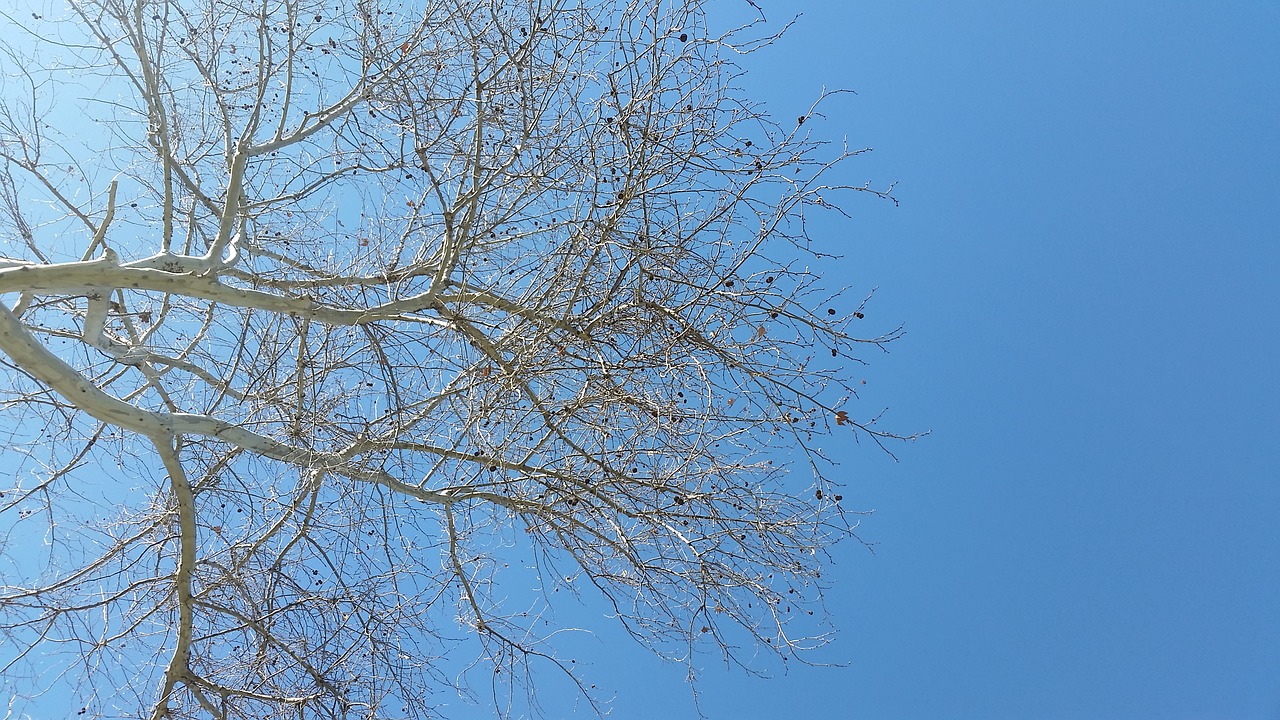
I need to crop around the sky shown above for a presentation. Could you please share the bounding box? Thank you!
[1,2,1276,719]
[578,2,1280,719]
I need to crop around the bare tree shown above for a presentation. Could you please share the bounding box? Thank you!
[0,0,911,717]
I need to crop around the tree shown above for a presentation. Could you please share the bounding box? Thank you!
[0,0,910,717]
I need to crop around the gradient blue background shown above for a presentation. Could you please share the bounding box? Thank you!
[578,2,1280,719]
[4,2,1276,718]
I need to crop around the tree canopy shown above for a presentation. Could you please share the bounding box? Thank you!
[0,0,910,717]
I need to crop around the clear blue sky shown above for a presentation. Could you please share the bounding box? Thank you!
[577,2,1280,719]
[3,3,1275,719]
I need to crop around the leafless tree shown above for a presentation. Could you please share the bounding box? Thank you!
[0,0,911,717]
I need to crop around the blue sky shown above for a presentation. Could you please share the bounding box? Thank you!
[2,2,1275,719]
[582,2,1280,719]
